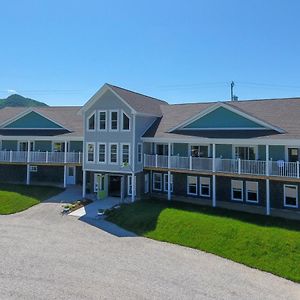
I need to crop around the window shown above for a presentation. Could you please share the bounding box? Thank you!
[153,173,162,191]
[137,143,143,163]
[29,165,38,172]
[98,143,106,163]
[94,174,105,192]
[246,181,258,203]
[19,141,34,151]
[231,180,243,201]
[200,177,210,197]
[122,112,130,131]
[144,174,149,194]
[234,146,256,160]
[163,174,173,192]
[156,144,169,155]
[109,143,118,164]
[284,185,298,208]
[187,176,198,195]
[121,144,130,165]
[288,148,299,162]
[87,143,95,162]
[87,112,95,131]
[99,111,107,131]
[128,175,136,196]
[190,145,209,157]
[110,110,119,131]
[53,142,65,152]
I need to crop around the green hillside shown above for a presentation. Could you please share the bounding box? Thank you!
[0,94,48,108]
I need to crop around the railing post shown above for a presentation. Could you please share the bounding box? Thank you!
[189,156,192,170]
[27,140,30,163]
[155,154,158,168]
[10,150,12,162]
[46,151,49,163]
[168,142,171,169]
[297,161,299,179]
[212,144,216,172]
[238,158,241,174]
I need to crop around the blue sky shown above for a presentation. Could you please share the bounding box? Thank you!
[1,0,300,105]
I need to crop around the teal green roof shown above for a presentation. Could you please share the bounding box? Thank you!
[4,111,63,129]
[183,107,265,129]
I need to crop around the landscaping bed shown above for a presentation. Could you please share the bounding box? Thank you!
[62,199,93,213]
[106,199,300,282]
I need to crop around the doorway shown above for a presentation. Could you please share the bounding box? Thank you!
[66,166,76,185]
[108,175,121,197]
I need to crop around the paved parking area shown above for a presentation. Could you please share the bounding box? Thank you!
[1,193,300,299]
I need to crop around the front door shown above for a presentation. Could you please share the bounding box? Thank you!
[109,176,121,197]
[66,166,76,185]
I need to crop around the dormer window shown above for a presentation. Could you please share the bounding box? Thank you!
[88,112,95,131]
[122,112,130,131]
[110,110,119,131]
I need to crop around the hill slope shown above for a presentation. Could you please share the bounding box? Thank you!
[0,94,48,108]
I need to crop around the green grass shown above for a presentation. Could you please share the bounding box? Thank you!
[106,199,300,282]
[0,183,63,214]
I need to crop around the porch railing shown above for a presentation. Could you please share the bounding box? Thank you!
[144,154,300,179]
[0,150,82,164]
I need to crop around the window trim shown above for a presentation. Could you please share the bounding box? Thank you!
[153,172,162,191]
[86,142,96,163]
[109,110,119,132]
[246,181,259,203]
[121,110,131,131]
[188,144,210,157]
[231,180,243,201]
[87,111,96,132]
[199,176,210,197]
[284,184,298,208]
[233,145,258,160]
[187,175,198,196]
[52,141,66,152]
[18,141,35,152]
[137,143,143,163]
[163,173,173,193]
[97,142,106,164]
[121,143,131,165]
[98,110,107,132]
[109,143,118,164]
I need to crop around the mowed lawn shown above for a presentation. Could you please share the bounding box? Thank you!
[106,199,300,282]
[0,183,63,215]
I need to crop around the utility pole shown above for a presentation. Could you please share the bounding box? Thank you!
[230,81,235,101]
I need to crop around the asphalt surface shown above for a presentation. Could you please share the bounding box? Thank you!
[1,198,300,299]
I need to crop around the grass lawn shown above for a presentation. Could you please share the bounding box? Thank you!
[106,199,300,282]
[0,183,63,215]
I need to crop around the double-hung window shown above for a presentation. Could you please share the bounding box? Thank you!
[109,143,118,164]
[200,177,210,197]
[284,185,298,208]
[121,144,130,165]
[110,111,119,131]
[99,111,107,131]
[122,112,130,131]
[137,143,143,163]
[87,143,95,163]
[87,112,96,131]
[246,181,258,203]
[163,174,173,192]
[187,176,198,195]
[153,173,162,191]
[231,180,243,201]
[98,143,106,163]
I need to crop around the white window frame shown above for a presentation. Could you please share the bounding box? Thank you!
[246,181,259,203]
[29,165,38,172]
[87,111,96,132]
[52,141,66,152]
[109,143,118,164]
[163,173,173,193]
[187,175,198,196]
[155,143,173,156]
[231,180,243,201]
[137,143,143,163]
[98,110,107,132]
[121,143,131,165]
[121,110,131,131]
[233,145,258,160]
[109,110,119,132]
[18,141,35,151]
[127,175,136,196]
[153,173,162,191]
[86,142,95,163]
[199,177,210,197]
[284,184,298,208]
[97,143,106,164]
[188,144,210,157]
[94,173,105,193]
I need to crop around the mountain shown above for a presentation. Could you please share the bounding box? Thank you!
[0,94,48,108]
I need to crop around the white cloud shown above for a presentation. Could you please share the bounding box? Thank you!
[7,89,17,94]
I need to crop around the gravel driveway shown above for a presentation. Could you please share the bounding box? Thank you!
[1,198,300,300]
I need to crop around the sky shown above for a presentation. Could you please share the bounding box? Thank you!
[1,0,300,106]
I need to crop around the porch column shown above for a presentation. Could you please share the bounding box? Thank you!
[266,178,270,215]
[82,170,86,198]
[266,145,269,176]
[167,142,172,200]
[64,141,68,163]
[26,164,30,185]
[63,165,67,188]
[27,140,31,163]
[131,172,135,202]
[120,176,124,203]
[212,144,216,207]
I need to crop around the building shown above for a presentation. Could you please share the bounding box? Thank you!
[2,83,300,219]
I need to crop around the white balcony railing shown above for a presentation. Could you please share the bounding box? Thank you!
[0,150,82,164]
[144,154,300,179]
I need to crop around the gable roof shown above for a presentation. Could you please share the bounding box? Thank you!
[143,97,300,141]
[0,106,83,138]
[80,83,168,117]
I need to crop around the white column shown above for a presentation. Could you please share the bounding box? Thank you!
[82,170,86,198]
[26,164,30,185]
[131,172,135,202]
[266,178,270,215]
[64,141,67,163]
[212,144,216,207]
[266,145,269,176]
[167,170,171,201]
[63,165,67,188]
[27,140,31,163]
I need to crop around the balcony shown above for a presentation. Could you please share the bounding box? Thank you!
[0,150,82,165]
[144,154,300,179]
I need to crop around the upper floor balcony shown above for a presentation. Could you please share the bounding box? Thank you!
[144,154,300,179]
[0,150,82,165]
